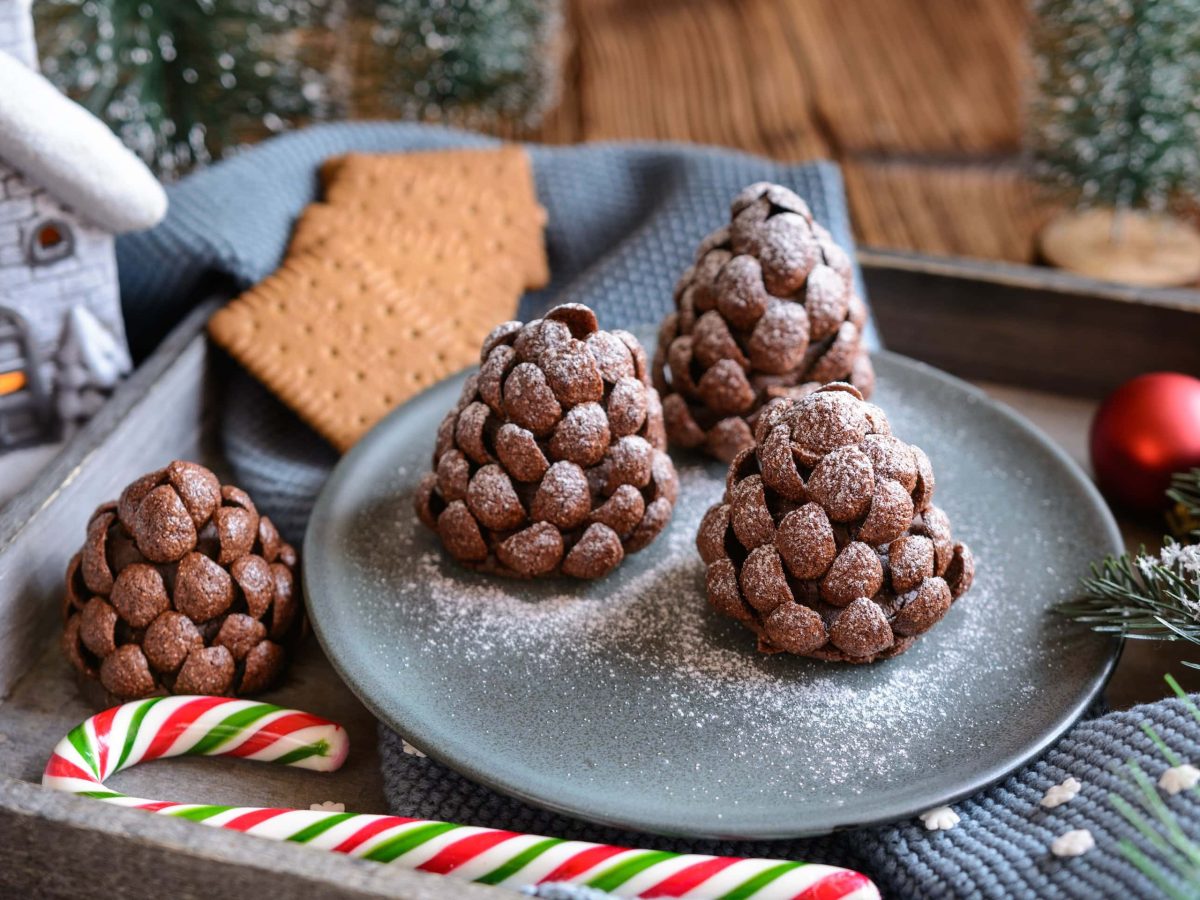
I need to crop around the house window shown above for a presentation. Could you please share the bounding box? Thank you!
[26,218,74,266]
[0,305,54,448]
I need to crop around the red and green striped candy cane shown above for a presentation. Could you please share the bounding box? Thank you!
[43,696,878,900]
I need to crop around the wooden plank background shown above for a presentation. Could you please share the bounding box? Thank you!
[505,0,1050,263]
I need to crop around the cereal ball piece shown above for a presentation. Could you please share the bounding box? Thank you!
[414,304,677,579]
[697,384,974,662]
[657,184,874,462]
[62,462,301,702]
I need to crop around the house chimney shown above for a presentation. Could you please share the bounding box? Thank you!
[0,0,36,69]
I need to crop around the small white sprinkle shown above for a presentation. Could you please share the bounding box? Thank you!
[1051,829,1094,857]
[919,806,960,830]
[1041,776,1082,808]
[1159,764,1200,796]
[309,801,345,812]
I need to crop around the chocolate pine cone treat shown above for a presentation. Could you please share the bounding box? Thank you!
[62,462,301,702]
[415,303,679,579]
[655,182,875,463]
[697,383,974,662]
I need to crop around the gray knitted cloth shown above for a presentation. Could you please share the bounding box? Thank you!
[117,124,1197,899]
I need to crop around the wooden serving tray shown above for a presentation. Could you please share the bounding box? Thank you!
[0,279,1194,898]
[862,248,1200,398]
[0,301,498,899]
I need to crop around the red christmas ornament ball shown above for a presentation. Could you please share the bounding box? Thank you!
[1089,372,1200,511]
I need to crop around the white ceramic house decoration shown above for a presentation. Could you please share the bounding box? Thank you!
[0,0,166,450]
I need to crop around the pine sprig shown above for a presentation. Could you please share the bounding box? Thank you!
[1057,540,1200,668]
[1109,675,1200,898]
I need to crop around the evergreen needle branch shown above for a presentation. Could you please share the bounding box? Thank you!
[1117,836,1193,900]
[1056,540,1200,668]
[1110,788,1191,872]
[1166,674,1200,724]
[1111,676,1200,897]
[1143,722,1186,768]
[1128,760,1200,867]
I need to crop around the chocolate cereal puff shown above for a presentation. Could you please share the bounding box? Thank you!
[697,383,974,662]
[414,303,678,580]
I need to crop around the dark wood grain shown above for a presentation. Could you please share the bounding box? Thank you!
[511,0,1042,263]
[864,249,1200,397]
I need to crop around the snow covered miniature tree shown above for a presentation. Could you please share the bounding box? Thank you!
[1028,0,1200,286]
[55,307,132,426]
[362,0,564,127]
[34,0,338,178]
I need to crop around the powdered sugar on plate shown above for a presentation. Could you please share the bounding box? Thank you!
[348,454,1046,798]
[311,354,1119,835]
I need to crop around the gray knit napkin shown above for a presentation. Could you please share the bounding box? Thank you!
[380,695,1200,899]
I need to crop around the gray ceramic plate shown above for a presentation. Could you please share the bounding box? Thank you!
[303,349,1122,839]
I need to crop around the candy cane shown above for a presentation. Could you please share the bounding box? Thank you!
[43,697,878,900]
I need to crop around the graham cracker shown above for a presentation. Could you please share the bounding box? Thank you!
[287,204,524,360]
[319,146,550,290]
[208,247,479,452]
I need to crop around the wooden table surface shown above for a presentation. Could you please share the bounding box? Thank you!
[508,0,1051,265]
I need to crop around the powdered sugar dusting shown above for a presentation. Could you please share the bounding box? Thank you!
[349,456,1030,801]
[320,359,1117,832]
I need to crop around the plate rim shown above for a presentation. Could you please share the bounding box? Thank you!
[303,348,1123,839]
